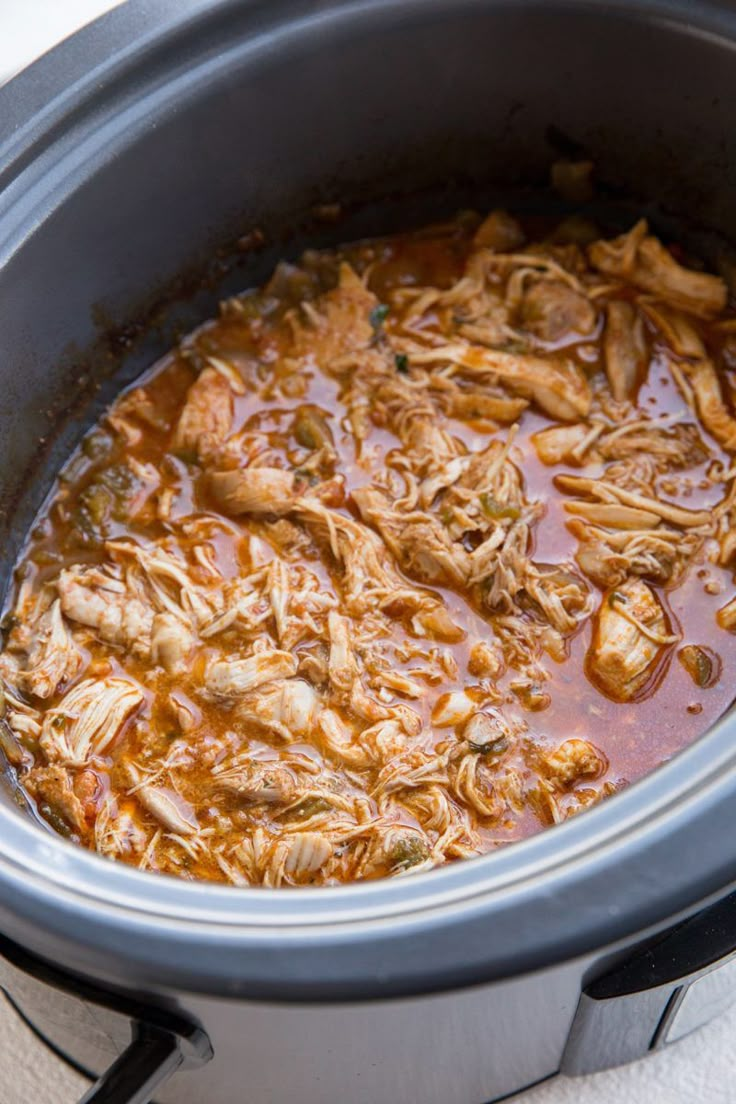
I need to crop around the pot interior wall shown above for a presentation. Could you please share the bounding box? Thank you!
[1,0,736,691]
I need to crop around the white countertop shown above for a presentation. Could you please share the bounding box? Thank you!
[0,2,733,1101]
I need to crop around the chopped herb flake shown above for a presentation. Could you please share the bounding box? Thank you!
[370,303,389,330]
[469,736,509,756]
[480,493,521,521]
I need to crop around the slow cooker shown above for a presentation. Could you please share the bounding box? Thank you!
[2,1,736,1101]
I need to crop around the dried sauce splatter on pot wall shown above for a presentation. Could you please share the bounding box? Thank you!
[3,207,736,886]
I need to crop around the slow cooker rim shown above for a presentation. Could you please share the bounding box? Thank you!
[1,0,736,999]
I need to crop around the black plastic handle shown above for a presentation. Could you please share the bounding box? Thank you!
[0,930,212,1104]
[79,1023,184,1104]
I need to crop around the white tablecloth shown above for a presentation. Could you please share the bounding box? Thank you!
[0,2,732,1100]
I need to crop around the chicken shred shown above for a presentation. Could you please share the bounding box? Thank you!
[604,300,647,401]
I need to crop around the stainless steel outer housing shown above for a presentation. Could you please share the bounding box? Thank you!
[1,1,736,1100]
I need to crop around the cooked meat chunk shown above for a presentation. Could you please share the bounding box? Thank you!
[151,612,194,672]
[520,280,597,343]
[206,651,298,697]
[555,473,711,528]
[467,641,503,679]
[27,765,88,834]
[40,678,143,766]
[215,763,297,805]
[531,423,591,465]
[235,678,319,741]
[640,304,736,449]
[544,739,607,787]
[717,596,736,632]
[432,690,478,727]
[292,263,377,370]
[263,832,334,886]
[446,388,528,424]
[640,301,707,358]
[173,366,233,461]
[58,566,154,656]
[586,579,677,701]
[564,501,661,529]
[209,466,297,516]
[134,778,199,835]
[11,599,82,699]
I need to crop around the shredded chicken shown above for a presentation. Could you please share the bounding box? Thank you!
[2,206,735,886]
[556,472,711,528]
[40,678,143,767]
[642,304,736,449]
[10,598,82,699]
[432,345,592,421]
[589,219,727,317]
